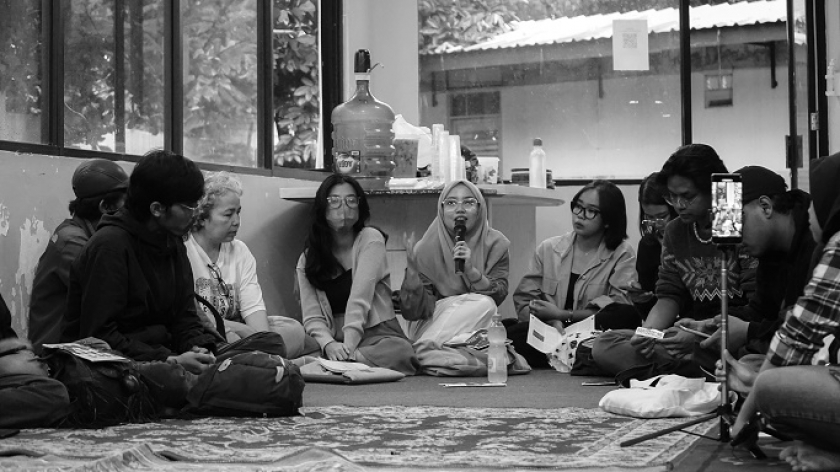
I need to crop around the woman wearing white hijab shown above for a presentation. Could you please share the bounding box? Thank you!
[401,180,518,374]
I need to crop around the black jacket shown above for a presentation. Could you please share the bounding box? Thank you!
[739,203,817,353]
[28,215,96,351]
[62,209,216,361]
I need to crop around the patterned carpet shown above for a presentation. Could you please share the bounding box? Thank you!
[0,405,716,471]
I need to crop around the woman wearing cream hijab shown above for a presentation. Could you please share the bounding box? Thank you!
[400,180,515,374]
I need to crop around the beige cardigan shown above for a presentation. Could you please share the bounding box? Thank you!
[296,227,396,351]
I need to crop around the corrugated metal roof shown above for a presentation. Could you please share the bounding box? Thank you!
[432,0,786,55]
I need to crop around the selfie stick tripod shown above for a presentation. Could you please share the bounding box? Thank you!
[620,245,735,448]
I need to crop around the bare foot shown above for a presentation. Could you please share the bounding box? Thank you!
[780,441,840,471]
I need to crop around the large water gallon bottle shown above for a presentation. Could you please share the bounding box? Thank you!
[487,313,508,384]
[528,138,547,189]
[331,49,396,178]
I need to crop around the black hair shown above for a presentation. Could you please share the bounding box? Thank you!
[637,172,677,235]
[303,174,371,290]
[68,189,126,221]
[656,144,728,197]
[571,179,627,250]
[125,150,204,222]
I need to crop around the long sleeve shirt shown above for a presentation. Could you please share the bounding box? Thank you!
[513,232,637,322]
[297,227,397,351]
[656,218,756,321]
[767,232,840,367]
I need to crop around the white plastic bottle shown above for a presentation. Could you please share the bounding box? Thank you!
[528,138,547,189]
[487,313,508,384]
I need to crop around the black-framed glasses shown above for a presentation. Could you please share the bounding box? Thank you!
[663,193,700,208]
[326,195,359,209]
[571,202,600,220]
[441,198,479,211]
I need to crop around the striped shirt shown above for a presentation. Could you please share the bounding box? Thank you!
[768,231,840,367]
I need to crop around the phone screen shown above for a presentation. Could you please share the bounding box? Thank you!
[711,173,743,244]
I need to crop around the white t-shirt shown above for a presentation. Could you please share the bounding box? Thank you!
[185,234,266,324]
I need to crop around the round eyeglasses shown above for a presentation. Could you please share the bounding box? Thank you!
[441,198,479,211]
[327,195,359,209]
[571,202,600,220]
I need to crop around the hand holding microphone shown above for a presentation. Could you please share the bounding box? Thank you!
[454,217,467,275]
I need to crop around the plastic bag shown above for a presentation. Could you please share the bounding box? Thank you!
[599,374,721,418]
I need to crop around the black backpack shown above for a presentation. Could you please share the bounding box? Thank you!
[45,348,160,428]
[184,350,304,417]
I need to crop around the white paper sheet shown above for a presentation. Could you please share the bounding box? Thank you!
[612,19,649,71]
[526,315,563,353]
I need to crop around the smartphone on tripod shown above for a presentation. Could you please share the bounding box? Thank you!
[711,173,743,245]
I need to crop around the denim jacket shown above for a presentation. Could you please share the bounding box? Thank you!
[513,232,637,322]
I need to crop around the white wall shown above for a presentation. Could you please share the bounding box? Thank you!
[422,66,789,183]
[828,1,840,153]
[343,0,419,124]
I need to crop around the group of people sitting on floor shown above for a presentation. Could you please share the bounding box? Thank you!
[2,144,840,471]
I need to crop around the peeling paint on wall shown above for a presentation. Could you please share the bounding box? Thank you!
[12,217,51,338]
[0,203,9,236]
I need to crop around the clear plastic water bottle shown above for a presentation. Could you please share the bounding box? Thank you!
[528,138,547,189]
[331,49,396,178]
[487,313,508,384]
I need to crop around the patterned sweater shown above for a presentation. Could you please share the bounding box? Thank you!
[656,218,757,321]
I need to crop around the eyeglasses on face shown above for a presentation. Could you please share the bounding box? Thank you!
[176,202,201,215]
[663,193,700,208]
[571,202,601,220]
[441,198,479,211]
[326,195,360,209]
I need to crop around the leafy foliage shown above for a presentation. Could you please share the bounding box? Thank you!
[273,0,319,168]
[1,0,321,168]
[419,0,757,54]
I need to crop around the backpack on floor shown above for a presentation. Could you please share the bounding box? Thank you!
[184,351,304,417]
[216,331,287,361]
[44,345,160,428]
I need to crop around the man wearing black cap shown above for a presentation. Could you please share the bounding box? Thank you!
[28,159,129,352]
[678,166,816,356]
[730,154,840,470]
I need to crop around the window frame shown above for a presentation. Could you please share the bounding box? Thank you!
[0,0,342,180]
[0,0,827,179]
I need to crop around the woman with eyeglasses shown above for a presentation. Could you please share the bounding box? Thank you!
[296,174,417,374]
[592,144,756,379]
[510,180,639,369]
[186,172,308,357]
[625,172,678,318]
[400,180,521,375]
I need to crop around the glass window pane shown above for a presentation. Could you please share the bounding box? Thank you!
[273,0,321,169]
[419,2,681,181]
[183,0,258,167]
[692,1,791,176]
[65,0,164,153]
[0,0,44,143]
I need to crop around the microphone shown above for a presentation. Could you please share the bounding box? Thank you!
[454,217,466,275]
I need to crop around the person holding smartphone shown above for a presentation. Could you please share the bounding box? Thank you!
[591,144,757,380]
[679,166,815,357]
[730,152,840,471]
